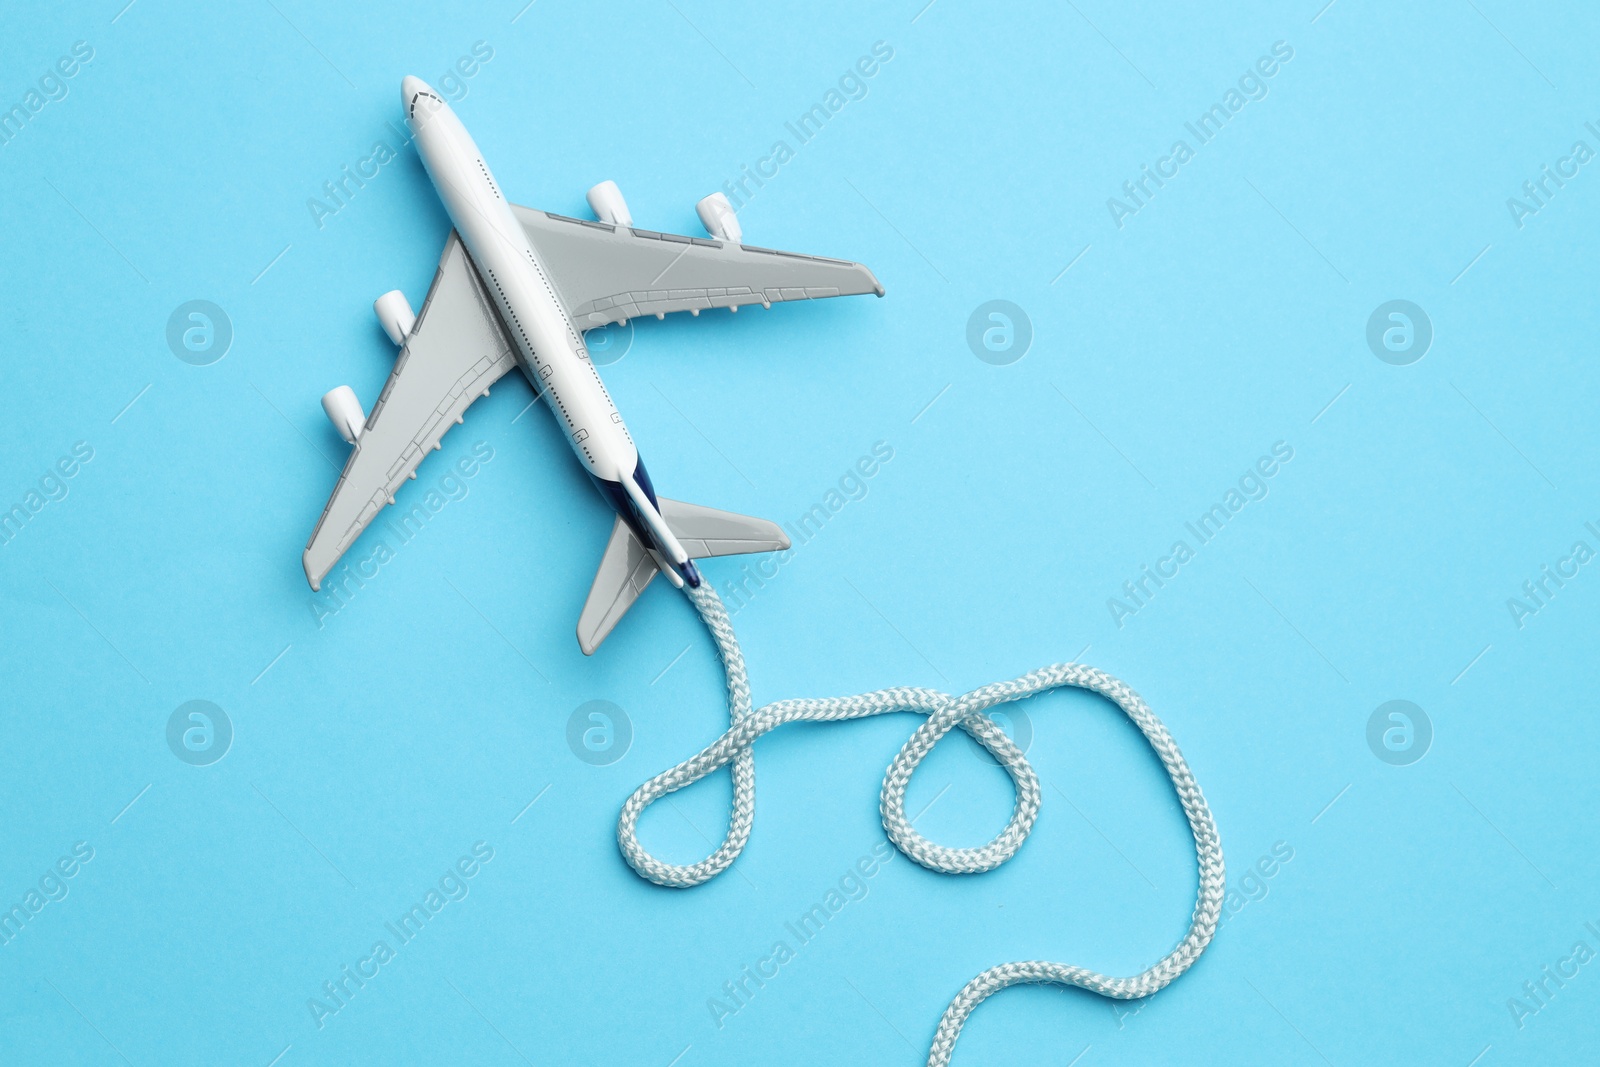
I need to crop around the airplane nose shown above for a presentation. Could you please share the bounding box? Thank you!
[401,75,429,109]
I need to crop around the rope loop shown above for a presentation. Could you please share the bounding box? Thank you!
[616,582,1225,1066]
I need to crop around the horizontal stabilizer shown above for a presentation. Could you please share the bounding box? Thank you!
[660,498,791,558]
[577,517,658,656]
[576,499,791,654]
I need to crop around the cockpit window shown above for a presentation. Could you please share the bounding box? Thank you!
[408,91,445,120]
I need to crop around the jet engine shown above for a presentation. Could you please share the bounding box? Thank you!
[695,192,741,243]
[374,289,416,346]
[321,385,366,445]
[586,180,633,227]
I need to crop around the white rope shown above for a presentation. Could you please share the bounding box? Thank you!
[616,581,1225,1066]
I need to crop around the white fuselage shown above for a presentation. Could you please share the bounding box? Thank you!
[402,77,636,484]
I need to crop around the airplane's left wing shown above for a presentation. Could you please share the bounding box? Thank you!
[303,231,518,590]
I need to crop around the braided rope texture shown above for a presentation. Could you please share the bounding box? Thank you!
[616,582,1226,1066]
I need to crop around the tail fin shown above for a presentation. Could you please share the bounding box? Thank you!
[576,499,791,655]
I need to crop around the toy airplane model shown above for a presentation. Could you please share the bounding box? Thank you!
[303,76,883,653]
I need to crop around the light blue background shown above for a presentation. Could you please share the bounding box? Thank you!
[1,1,1597,1064]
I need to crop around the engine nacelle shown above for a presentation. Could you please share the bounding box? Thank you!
[696,192,741,243]
[321,385,366,445]
[374,289,416,346]
[586,180,633,227]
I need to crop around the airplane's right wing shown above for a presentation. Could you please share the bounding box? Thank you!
[510,204,883,330]
[303,231,518,590]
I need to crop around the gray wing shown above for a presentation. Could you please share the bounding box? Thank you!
[661,498,791,557]
[510,205,883,329]
[303,232,518,590]
[577,517,658,655]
